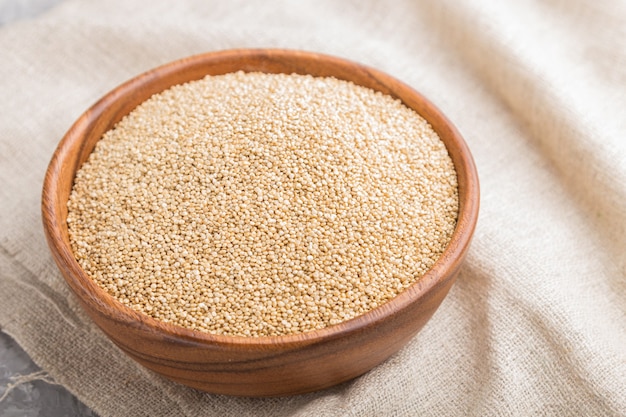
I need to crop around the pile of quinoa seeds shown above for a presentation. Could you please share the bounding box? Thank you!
[67,71,459,337]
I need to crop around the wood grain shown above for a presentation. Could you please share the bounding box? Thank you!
[41,49,479,397]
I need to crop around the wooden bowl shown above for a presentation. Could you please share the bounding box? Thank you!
[42,49,479,397]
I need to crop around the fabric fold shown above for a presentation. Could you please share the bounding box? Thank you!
[1,0,624,416]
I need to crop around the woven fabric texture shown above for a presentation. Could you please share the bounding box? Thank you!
[1,0,625,415]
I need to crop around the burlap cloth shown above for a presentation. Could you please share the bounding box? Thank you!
[1,0,625,415]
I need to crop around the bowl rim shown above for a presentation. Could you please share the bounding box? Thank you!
[42,48,479,349]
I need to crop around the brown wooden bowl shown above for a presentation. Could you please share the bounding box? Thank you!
[41,49,479,397]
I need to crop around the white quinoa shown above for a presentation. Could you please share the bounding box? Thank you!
[67,71,459,337]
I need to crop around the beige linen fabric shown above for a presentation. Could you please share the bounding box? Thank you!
[1,0,625,415]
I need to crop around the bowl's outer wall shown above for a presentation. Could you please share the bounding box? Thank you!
[42,49,479,397]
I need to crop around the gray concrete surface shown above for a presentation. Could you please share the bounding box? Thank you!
[0,331,98,417]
